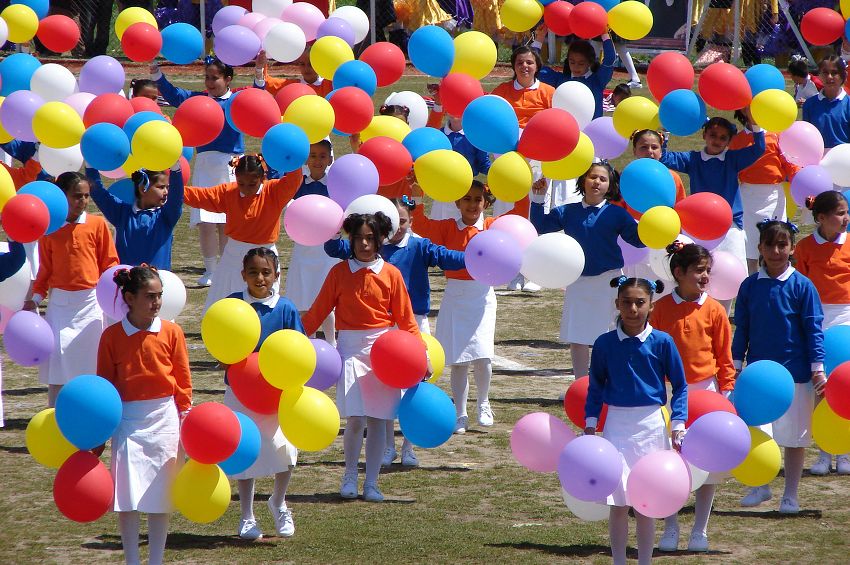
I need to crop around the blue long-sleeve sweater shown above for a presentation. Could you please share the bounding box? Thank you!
[802,92,850,149]
[731,268,824,383]
[87,168,183,270]
[324,233,465,315]
[538,38,615,119]
[0,241,25,280]
[445,128,491,176]
[295,176,329,199]
[530,200,643,276]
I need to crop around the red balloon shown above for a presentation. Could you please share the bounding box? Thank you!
[359,41,406,87]
[439,72,484,117]
[647,52,695,101]
[228,352,282,415]
[328,86,374,134]
[121,22,163,62]
[358,136,413,186]
[274,82,316,114]
[53,451,114,523]
[172,96,225,147]
[517,108,579,161]
[675,192,733,241]
[563,376,608,431]
[370,329,428,389]
[1,194,49,243]
[180,402,240,464]
[36,15,81,54]
[826,361,850,419]
[83,93,135,128]
[544,1,573,36]
[685,389,736,428]
[698,62,752,111]
[569,2,608,39]
[230,88,281,138]
[801,7,845,46]
[129,96,162,115]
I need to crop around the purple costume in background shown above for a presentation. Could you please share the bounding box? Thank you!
[155,0,224,37]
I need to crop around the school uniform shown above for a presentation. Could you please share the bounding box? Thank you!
[490,79,556,128]
[537,38,615,120]
[0,241,25,427]
[795,231,850,328]
[802,89,850,150]
[794,75,821,103]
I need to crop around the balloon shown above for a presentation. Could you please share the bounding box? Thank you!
[55,374,122,450]
[0,163,12,207]
[658,89,706,136]
[521,232,586,288]
[569,1,608,39]
[408,25,454,77]
[487,152,532,203]
[402,127,452,161]
[157,269,186,320]
[79,56,126,96]
[511,412,576,473]
[812,401,850,455]
[252,0,289,18]
[327,153,379,209]
[53,451,114,523]
[228,353,282,414]
[820,144,850,187]
[422,333,446,381]
[359,41,405,87]
[259,329,317,390]
[686,389,736,428]
[238,12,267,30]
[4,309,53,366]
[278,386,340,450]
[698,62,752,111]
[789,164,832,206]
[371,329,428,389]
[801,7,844,46]
[398,382,455,448]
[647,52,694,101]
[275,82,315,115]
[83,93,134,128]
[281,1,324,40]
[219,412,262,476]
[201,297,261,364]
[19,180,70,235]
[553,81,595,130]
[618,235,649,266]
[544,1,574,36]
[108,178,134,203]
[637,206,680,249]
[620,158,676,213]
[63,92,97,118]
[212,5,246,34]
[214,25,261,66]
[310,35,354,80]
[584,116,628,159]
[229,88,280,139]
[33,101,85,148]
[30,64,78,103]
[0,52,40,96]
[490,212,539,250]
[751,89,797,132]
[626,451,690,518]
[171,95,224,148]
[131,121,182,171]
[384,90,429,130]
[745,64,785,97]
[36,14,80,54]
[500,0,544,31]
[675,192,732,241]
[181,402,240,464]
[360,114,411,143]
[0,194,48,243]
[557,435,622,501]
[332,60,377,96]
[733,359,795,426]
[542,132,595,180]
[564,375,608,430]
[264,21,307,63]
[12,0,48,19]
[306,338,343,390]
[331,5,369,43]
[345,194,401,235]
[171,460,231,523]
[121,22,162,62]
[80,124,131,173]
[731,427,781,486]
[129,96,162,115]
[358,136,413,186]
[0,89,42,141]
[561,488,609,521]
[1,4,37,43]
[438,73,484,117]
[26,408,77,469]
[518,108,580,161]
[465,229,523,286]
[114,6,157,39]
[95,265,132,320]
[843,0,850,18]
[779,121,824,168]
[317,16,355,45]
[681,411,750,472]
[282,95,334,143]
[824,324,850,375]
[413,149,473,202]
[451,31,497,79]
[705,249,746,301]
[608,1,652,40]
[612,96,659,139]
[260,122,309,173]
[160,22,203,64]
[284,194,344,246]
[462,95,519,154]
[37,144,84,177]
[0,247,29,311]
[825,361,850,419]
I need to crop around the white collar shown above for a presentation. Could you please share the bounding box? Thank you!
[122,316,162,336]
[817,88,847,101]
[304,173,327,185]
[700,149,727,162]
[581,199,606,209]
[393,231,411,248]
[63,211,87,227]
[301,77,324,87]
[456,215,485,230]
[573,70,593,79]
[239,184,264,197]
[672,289,708,305]
[348,256,384,274]
[213,89,233,101]
[814,229,847,245]
[617,322,653,342]
[443,124,464,135]
[757,265,795,281]
[513,79,540,91]
[242,290,280,308]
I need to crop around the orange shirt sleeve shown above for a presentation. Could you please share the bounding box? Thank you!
[263,69,293,97]
[32,235,53,298]
[97,327,116,385]
[411,203,446,243]
[4,159,42,189]
[183,183,231,213]
[169,323,193,412]
[496,195,530,219]
[671,171,687,201]
[302,266,339,335]
[95,217,119,272]
[268,170,303,208]
[711,304,736,391]
[427,109,445,128]
[795,238,811,278]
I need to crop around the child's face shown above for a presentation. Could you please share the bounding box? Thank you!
[307,146,332,179]
[241,255,278,299]
[138,173,169,210]
[205,67,232,97]
[236,172,263,196]
[582,165,610,205]
[353,224,378,261]
[790,74,805,86]
[124,277,163,324]
[703,125,732,155]
[513,53,538,84]
[633,134,662,160]
[817,200,850,238]
[389,205,411,244]
[674,258,711,298]
[758,233,794,274]
[135,84,159,101]
[615,286,653,335]
[66,180,91,221]
[568,53,591,77]
[297,52,319,83]
[455,187,488,225]
[819,63,845,96]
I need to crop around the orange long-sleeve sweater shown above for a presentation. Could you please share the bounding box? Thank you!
[6,159,42,189]
[613,169,687,220]
[795,233,850,304]
[183,171,301,244]
[490,80,555,128]
[97,319,192,412]
[263,69,334,97]
[649,292,736,390]
[729,130,799,184]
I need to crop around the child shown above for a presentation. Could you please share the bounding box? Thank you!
[258,48,334,98]
[789,56,822,106]
[0,240,25,427]
[795,191,850,475]
[97,265,191,565]
[302,212,420,502]
[129,78,160,102]
[490,46,555,128]
[585,276,687,565]
[324,197,465,465]
[802,56,850,152]
[87,164,184,270]
[25,172,119,406]
[650,242,735,553]
[733,220,826,513]
[182,154,301,311]
[530,162,645,381]
[603,83,632,113]
[225,248,302,539]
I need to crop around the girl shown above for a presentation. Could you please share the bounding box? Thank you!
[87,164,184,270]
[490,46,554,129]
[225,248,303,539]
[129,78,160,102]
[586,277,687,565]
[302,212,420,502]
[789,56,822,106]
[97,266,191,565]
[795,191,850,476]
[182,154,301,312]
[650,242,735,553]
[25,172,119,406]
[733,220,826,513]
[802,56,850,153]
[530,162,645,381]
[324,197,465,465]
[258,48,334,98]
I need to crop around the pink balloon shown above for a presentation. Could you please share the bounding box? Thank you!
[253,17,283,40]
[284,194,344,246]
[96,264,132,321]
[0,304,15,334]
[618,235,648,266]
[101,167,127,179]
[490,214,538,250]
[282,2,326,41]
[511,412,576,473]
[64,92,97,117]
[237,12,267,30]
[626,450,691,519]
[779,121,825,167]
[708,250,747,300]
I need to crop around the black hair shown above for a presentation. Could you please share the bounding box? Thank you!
[732,109,749,128]
[466,179,496,205]
[130,78,157,97]
[510,46,542,81]
[311,139,333,153]
[343,211,393,258]
[379,104,410,122]
[702,116,737,138]
[787,58,810,79]
[242,247,279,271]
[566,40,600,74]
[114,265,161,301]
[666,241,712,281]
[609,275,666,296]
[631,128,663,148]
[757,219,797,246]
[391,196,416,212]
[576,161,621,202]
[131,169,167,201]
[54,171,88,194]
[611,83,632,101]
[819,55,848,82]
[205,57,234,79]
[232,154,266,178]
[806,190,848,221]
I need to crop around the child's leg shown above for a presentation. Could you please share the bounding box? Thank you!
[450,363,470,418]
[634,510,656,565]
[364,416,387,487]
[147,513,170,565]
[270,469,292,509]
[320,312,336,347]
[198,223,220,270]
[692,483,716,535]
[118,511,141,565]
[471,358,492,407]
[385,420,396,452]
[343,416,366,476]
[783,447,805,501]
[237,479,256,520]
[608,505,629,565]
[570,344,590,379]
[614,42,640,84]
[47,384,62,408]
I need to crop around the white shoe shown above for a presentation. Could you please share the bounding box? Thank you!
[381,447,398,467]
[477,401,494,427]
[196,272,212,286]
[779,496,800,514]
[401,447,419,467]
[810,453,832,475]
[340,472,358,499]
[626,80,643,89]
[687,531,709,552]
[238,518,263,540]
[363,483,384,502]
[837,455,850,475]
[267,499,294,537]
[454,415,468,434]
[522,280,541,292]
[740,485,772,507]
[505,274,523,291]
[657,527,679,552]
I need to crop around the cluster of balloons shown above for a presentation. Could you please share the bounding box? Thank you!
[0,0,78,53]
[812,327,850,455]
[0,176,69,246]
[114,8,204,64]
[95,264,187,321]
[500,0,653,42]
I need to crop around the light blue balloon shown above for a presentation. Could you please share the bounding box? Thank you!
[408,25,454,78]
[262,123,310,173]
[595,0,620,10]
[55,375,123,450]
[825,325,850,375]
[182,146,194,162]
[220,412,261,476]
[0,53,41,96]
[733,360,794,426]
[12,0,49,19]
[620,158,676,213]
[461,95,519,154]
[658,89,706,137]
[109,178,136,205]
[161,23,204,65]
[224,91,239,132]
[398,382,455,448]
[745,64,786,96]
[19,180,69,235]
[403,127,452,160]
[332,60,377,96]
[81,123,131,172]
[123,111,168,142]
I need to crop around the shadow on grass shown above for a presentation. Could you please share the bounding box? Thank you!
[0,418,30,431]
[713,509,822,519]
[83,532,275,551]
[238,491,416,505]
[496,339,569,350]
[496,397,564,407]
[488,541,733,559]
[0,445,28,455]
[3,387,45,397]
[295,460,472,473]
[493,369,572,377]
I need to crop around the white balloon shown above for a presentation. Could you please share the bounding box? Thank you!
[263,21,307,63]
[521,233,585,289]
[687,462,710,492]
[0,243,30,310]
[344,194,400,237]
[30,64,79,102]
[384,91,428,130]
[820,144,850,186]
[331,5,369,43]
[0,18,8,47]
[553,82,595,130]
[252,0,292,18]
[648,234,693,281]
[158,269,187,321]
[561,488,609,521]
[38,144,84,177]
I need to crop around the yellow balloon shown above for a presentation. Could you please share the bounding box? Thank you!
[131,121,183,171]
[500,0,544,32]
[783,182,798,219]
[360,115,411,143]
[613,96,660,139]
[32,102,85,149]
[258,329,317,390]
[638,206,681,249]
[422,333,445,381]
[26,408,77,469]
[487,151,532,202]
[121,153,143,175]
[541,132,595,180]
[0,162,15,211]
[201,297,261,364]
[171,460,231,523]
[812,401,850,455]
[751,89,798,132]
[414,149,473,202]
[283,95,335,143]
[608,1,654,41]
[731,427,781,486]
[451,31,497,80]
[310,36,354,81]
[278,386,340,451]
[843,0,850,18]
[1,5,38,43]
[0,98,14,144]
[115,7,158,39]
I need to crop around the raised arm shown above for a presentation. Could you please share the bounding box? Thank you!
[0,240,25,281]
[162,168,185,225]
[183,183,231,213]
[595,36,616,87]
[730,128,766,172]
[86,168,125,225]
[659,148,693,174]
[152,65,197,107]
[529,200,568,234]
[324,236,351,260]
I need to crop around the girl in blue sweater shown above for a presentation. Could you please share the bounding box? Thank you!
[733,220,825,514]
[802,56,850,152]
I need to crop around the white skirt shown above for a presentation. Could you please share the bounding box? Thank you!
[715,225,747,269]
[740,183,786,260]
[336,328,401,419]
[822,304,850,329]
[435,278,496,364]
[204,239,278,311]
[189,151,234,226]
[23,241,38,280]
[560,269,620,345]
[284,242,341,310]
[603,405,671,507]
[111,397,179,513]
[223,386,297,478]
[39,288,105,385]
[772,382,814,448]
[546,179,581,212]
[415,314,431,335]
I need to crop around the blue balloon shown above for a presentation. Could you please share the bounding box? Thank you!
[161,23,204,65]
[0,53,41,96]
[402,127,452,160]
[181,146,194,162]
[332,60,378,96]
[55,374,123,450]
[398,382,456,448]
[224,91,240,132]
[595,0,619,10]
[408,25,455,78]
[538,0,559,5]
[733,360,794,426]
[658,89,706,136]
[81,123,131,172]
[462,95,519,154]
[745,64,786,96]
[18,180,69,235]
[620,158,676,213]
[109,178,136,205]
[123,111,168,142]
[219,412,261,476]
[824,325,850,374]
[12,0,49,18]
[262,123,310,173]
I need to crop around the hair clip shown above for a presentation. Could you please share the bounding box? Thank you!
[756,217,799,234]
[615,275,628,287]
[229,155,240,168]
[400,195,417,209]
[646,279,657,292]
[791,54,806,62]
[138,170,150,193]
[203,54,216,65]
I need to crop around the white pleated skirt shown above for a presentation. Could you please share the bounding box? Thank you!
[336,328,401,419]
[560,269,620,346]
[740,182,785,260]
[415,314,431,335]
[823,304,850,329]
[189,151,234,226]
[284,242,341,310]
[204,239,278,311]
[772,382,814,448]
[435,278,496,365]
[39,288,105,385]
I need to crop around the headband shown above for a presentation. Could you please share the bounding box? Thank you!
[756,217,799,234]
[137,170,150,193]
[615,275,657,293]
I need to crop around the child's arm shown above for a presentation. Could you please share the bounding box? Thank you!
[86,168,125,225]
[529,200,568,235]
[183,183,230,213]
[594,35,616,87]
[324,236,351,260]
[712,306,737,392]
[475,147,492,176]
[29,238,53,307]
[0,240,25,281]
[659,148,693,174]
[422,238,466,271]
[497,195,530,220]
[664,335,688,447]
[284,302,307,335]
[267,170,303,210]
[171,325,193,413]
[616,208,644,248]
[584,340,608,430]
[3,158,42,189]
[389,270,420,336]
[730,127,766,171]
[730,278,751,371]
[151,63,196,107]
[301,269,338,335]
[411,202,447,243]
[96,218,120,272]
[162,168,185,226]
[96,331,116,386]
[800,279,826,390]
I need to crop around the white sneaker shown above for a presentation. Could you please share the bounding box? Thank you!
[626,80,643,89]
[401,447,419,467]
[657,527,679,552]
[810,452,832,475]
[454,415,468,434]
[740,485,772,507]
[196,272,212,286]
[340,472,358,499]
[381,447,398,467]
[522,280,541,292]
[267,499,294,537]
[836,455,850,475]
[687,531,709,552]
[238,518,263,540]
[779,496,800,514]
[505,274,523,291]
[477,401,494,427]
[362,483,384,502]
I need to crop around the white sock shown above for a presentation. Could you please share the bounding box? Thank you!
[203,256,217,275]
[385,420,396,452]
[147,513,170,565]
[237,479,255,520]
[663,513,679,533]
[364,417,386,486]
[615,43,640,82]
[450,363,470,418]
[343,416,366,476]
[634,511,656,565]
[471,358,492,406]
[271,470,291,509]
[321,311,336,347]
[692,484,716,536]
[118,511,141,565]
[609,506,629,565]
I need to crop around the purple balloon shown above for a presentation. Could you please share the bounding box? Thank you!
[316,17,356,46]
[0,89,43,141]
[4,310,55,366]
[557,434,623,502]
[214,25,262,66]
[681,411,750,472]
[584,116,628,160]
[687,233,723,250]
[79,56,126,96]
[305,338,342,390]
[790,164,833,207]
[212,5,248,34]
[327,154,379,209]
[465,230,522,286]
[618,235,648,266]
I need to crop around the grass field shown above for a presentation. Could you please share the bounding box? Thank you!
[1,71,849,564]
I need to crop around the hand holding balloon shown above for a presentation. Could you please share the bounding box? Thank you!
[583,426,596,436]
[813,371,827,395]
[672,429,684,452]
